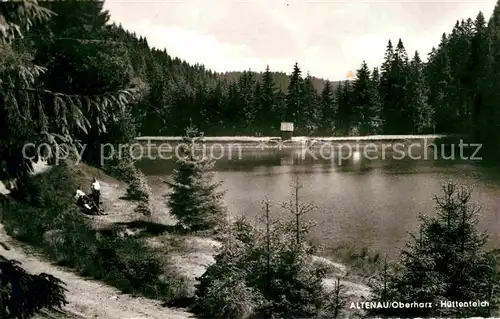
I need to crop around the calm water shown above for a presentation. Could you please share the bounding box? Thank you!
[137,146,500,257]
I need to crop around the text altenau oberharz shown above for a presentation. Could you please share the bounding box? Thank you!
[350,302,433,309]
[351,300,490,309]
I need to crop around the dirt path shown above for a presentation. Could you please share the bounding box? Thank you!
[0,162,194,318]
[0,224,194,319]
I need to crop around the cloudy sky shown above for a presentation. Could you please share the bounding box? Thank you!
[103,0,497,81]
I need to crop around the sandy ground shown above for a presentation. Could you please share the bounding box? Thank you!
[136,134,447,142]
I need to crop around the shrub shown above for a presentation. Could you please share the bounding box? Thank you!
[194,230,265,318]
[105,156,153,216]
[126,165,151,202]
[0,255,67,318]
[194,192,345,318]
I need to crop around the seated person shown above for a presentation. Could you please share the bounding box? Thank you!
[75,186,87,206]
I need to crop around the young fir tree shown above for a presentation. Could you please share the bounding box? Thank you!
[166,125,227,232]
[194,178,347,319]
[368,182,500,318]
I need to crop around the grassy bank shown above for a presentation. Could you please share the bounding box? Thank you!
[0,163,190,304]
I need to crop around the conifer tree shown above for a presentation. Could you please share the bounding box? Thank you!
[368,183,500,318]
[166,125,227,232]
[427,33,454,133]
[285,62,303,126]
[379,40,394,133]
[0,1,71,316]
[392,39,411,133]
[238,71,257,131]
[319,81,336,135]
[470,12,490,142]
[351,61,372,135]
[408,51,434,133]
[335,81,353,135]
[369,67,384,134]
[301,73,319,134]
[194,179,343,319]
[259,65,278,133]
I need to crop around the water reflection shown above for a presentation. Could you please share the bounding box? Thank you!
[138,147,500,257]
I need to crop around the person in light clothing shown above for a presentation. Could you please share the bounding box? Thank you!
[75,186,86,206]
[91,177,101,208]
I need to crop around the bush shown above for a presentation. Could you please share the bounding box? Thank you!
[194,207,344,319]
[127,167,152,202]
[104,156,153,215]
[1,164,188,302]
[0,255,67,318]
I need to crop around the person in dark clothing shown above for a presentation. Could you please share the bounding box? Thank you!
[91,177,101,208]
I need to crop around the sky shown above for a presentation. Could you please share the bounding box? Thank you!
[103,0,498,81]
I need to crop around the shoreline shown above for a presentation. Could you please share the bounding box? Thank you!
[135,134,454,150]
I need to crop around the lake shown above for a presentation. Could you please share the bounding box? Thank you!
[137,143,500,258]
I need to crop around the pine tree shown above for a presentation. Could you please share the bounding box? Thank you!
[0,1,71,316]
[335,81,352,135]
[427,33,454,133]
[368,183,500,318]
[259,65,278,134]
[392,39,411,133]
[408,51,434,133]
[379,40,394,134]
[194,179,341,318]
[166,125,227,232]
[285,62,303,126]
[0,1,140,186]
[470,12,490,142]
[238,70,257,130]
[351,61,372,135]
[300,73,319,134]
[319,81,336,135]
[369,68,384,134]
[481,1,500,156]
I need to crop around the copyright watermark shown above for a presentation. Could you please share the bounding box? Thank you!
[21,139,483,166]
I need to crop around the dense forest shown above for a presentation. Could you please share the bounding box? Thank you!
[93,1,500,159]
[2,1,500,182]
[4,1,500,143]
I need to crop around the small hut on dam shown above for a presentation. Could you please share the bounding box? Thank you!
[280,122,294,140]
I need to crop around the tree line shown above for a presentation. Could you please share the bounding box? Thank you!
[109,2,500,160]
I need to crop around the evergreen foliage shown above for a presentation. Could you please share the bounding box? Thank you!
[193,181,347,319]
[166,125,227,232]
[0,255,67,318]
[368,182,500,318]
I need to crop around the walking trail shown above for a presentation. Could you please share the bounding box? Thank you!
[0,162,193,318]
